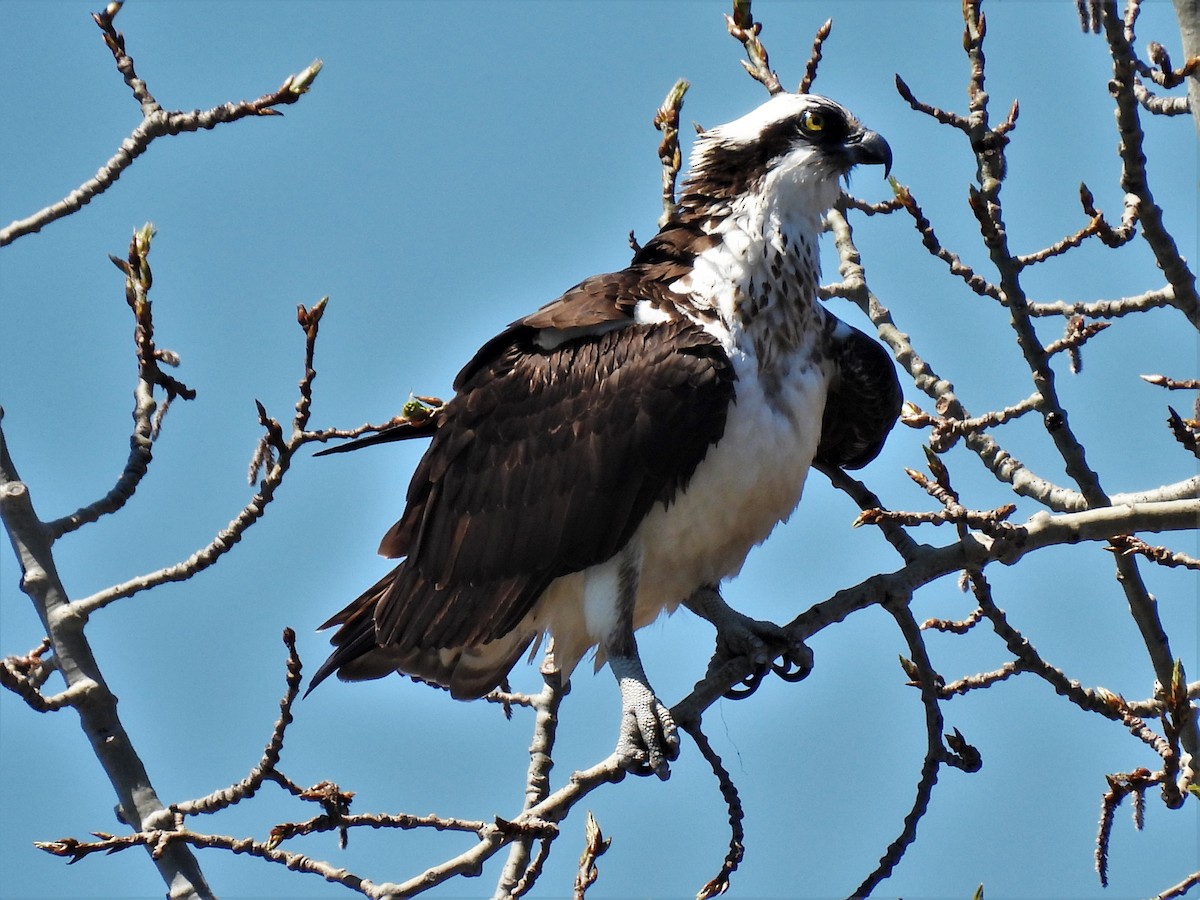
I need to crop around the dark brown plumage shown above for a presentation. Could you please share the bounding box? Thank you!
[310,315,735,696]
[309,91,899,776]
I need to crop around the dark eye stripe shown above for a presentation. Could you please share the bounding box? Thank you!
[684,100,856,199]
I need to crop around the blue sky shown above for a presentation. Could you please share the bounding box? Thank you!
[1,1,1197,898]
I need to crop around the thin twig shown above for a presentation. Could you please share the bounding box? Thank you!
[1107,534,1200,570]
[0,5,321,247]
[48,225,193,538]
[71,296,405,617]
[1142,374,1200,391]
[940,661,1025,698]
[901,392,1043,452]
[853,603,955,896]
[172,630,305,817]
[1099,3,1200,325]
[1044,316,1111,374]
[1024,285,1176,318]
[571,812,610,900]
[1153,868,1200,899]
[725,0,783,94]
[685,723,746,899]
[797,18,832,94]
[653,80,689,227]
[891,184,1001,299]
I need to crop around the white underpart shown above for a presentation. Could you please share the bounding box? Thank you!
[530,100,845,680]
[581,542,641,642]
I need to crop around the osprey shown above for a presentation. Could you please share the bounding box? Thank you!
[310,92,900,777]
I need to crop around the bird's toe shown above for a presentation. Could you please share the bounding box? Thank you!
[613,669,679,779]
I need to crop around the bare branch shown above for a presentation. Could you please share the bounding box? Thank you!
[1099,3,1200,325]
[494,671,567,896]
[91,1,160,114]
[48,225,193,539]
[0,639,60,710]
[0,652,88,713]
[902,392,1043,451]
[1133,80,1192,114]
[797,18,833,94]
[1153,868,1200,900]
[940,660,1025,697]
[35,828,382,896]
[1044,316,1111,373]
[853,603,958,896]
[0,7,321,247]
[70,293,408,617]
[891,183,1002,299]
[1142,374,1200,391]
[172,630,305,818]
[894,74,970,130]
[816,462,922,563]
[825,206,1095,512]
[853,498,1018,536]
[685,724,746,899]
[1139,41,1200,88]
[653,80,689,227]
[571,812,610,900]
[0,419,214,897]
[1109,546,1200,775]
[922,607,984,635]
[1024,284,1176,318]
[1013,184,1138,269]
[838,193,906,217]
[1109,534,1200,570]
[725,0,783,94]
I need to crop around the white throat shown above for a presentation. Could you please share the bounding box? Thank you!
[668,185,830,372]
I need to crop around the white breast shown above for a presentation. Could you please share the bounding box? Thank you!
[631,344,830,627]
[529,338,832,679]
[530,197,832,678]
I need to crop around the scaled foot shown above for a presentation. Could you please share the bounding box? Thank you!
[685,585,814,697]
[609,654,679,779]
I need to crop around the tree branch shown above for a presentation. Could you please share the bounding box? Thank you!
[0,3,321,247]
[1099,1,1200,326]
[0,411,214,899]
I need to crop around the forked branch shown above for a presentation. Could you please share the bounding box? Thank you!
[0,2,321,247]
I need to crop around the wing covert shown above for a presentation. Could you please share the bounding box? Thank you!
[815,322,902,470]
[371,318,736,650]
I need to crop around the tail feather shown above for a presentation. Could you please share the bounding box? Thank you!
[312,413,440,458]
[306,567,536,700]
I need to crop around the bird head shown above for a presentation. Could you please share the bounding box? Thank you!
[684,92,891,217]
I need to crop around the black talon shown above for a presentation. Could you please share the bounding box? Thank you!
[724,666,768,699]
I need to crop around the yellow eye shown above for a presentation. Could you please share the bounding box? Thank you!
[800,110,826,134]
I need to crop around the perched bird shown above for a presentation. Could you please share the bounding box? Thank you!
[309,91,901,777]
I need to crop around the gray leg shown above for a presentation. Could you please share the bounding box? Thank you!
[607,649,679,779]
[600,546,678,779]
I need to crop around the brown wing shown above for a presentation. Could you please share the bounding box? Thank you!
[458,212,718,378]
[310,312,735,690]
[815,321,902,470]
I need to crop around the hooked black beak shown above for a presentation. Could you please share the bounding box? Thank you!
[845,129,892,178]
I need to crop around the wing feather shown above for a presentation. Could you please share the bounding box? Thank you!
[315,312,735,690]
[310,240,737,695]
[815,322,902,470]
